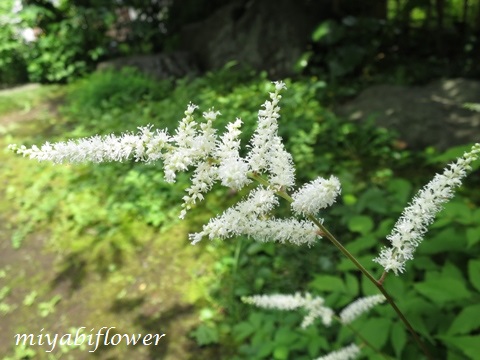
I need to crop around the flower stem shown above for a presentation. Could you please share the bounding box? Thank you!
[247,173,433,360]
[311,220,433,360]
[334,315,394,360]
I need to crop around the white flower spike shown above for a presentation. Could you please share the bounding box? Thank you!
[339,294,386,324]
[291,175,341,216]
[374,143,480,275]
[313,343,361,360]
[242,292,334,328]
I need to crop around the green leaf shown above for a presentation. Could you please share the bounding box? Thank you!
[344,273,359,296]
[429,144,475,164]
[311,20,342,44]
[390,322,406,358]
[468,260,480,292]
[347,215,374,234]
[357,188,388,214]
[309,275,345,293]
[442,201,473,224]
[190,324,219,346]
[387,178,412,205]
[273,346,289,360]
[345,235,376,254]
[361,274,378,295]
[414,277,471,304]
[233,322,255,342]
[274,327,294,344]
[447,304,480,335]
[419,228,466,254]
[357,317,391,348]
[440,335,480,359]
[466,227,480,247]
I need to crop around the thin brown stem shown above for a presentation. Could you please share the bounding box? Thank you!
[335,316,394,360]
[247,173,433,359]
[312,219,433,360]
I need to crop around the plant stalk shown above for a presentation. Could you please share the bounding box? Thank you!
[247,173,433,360]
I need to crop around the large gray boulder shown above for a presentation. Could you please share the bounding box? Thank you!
[178,0,320,77]
[336,79,480,150]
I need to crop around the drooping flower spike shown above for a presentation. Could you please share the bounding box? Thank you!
[374,143,480,275]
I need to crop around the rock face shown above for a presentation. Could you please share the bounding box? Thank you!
[178,0,321,77]
[336,79,480,150]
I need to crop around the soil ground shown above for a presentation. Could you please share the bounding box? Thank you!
[0,85,219,360]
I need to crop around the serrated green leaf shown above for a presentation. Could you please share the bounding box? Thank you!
[347,215,374,234]
[447,304,480,335]
[468,260,480,292]
[390,322,406,357]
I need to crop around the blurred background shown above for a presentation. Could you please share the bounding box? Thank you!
[0,0,479,359]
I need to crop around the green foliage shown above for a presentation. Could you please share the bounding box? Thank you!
[4,69,479,359]
[20,3,113,83]
[0,0,28,86]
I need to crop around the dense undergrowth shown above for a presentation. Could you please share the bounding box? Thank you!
[2,68,480,359]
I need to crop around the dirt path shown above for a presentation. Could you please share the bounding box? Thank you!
[0,86,219,360]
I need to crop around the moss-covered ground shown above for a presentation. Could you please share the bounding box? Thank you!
[0,85,221,359]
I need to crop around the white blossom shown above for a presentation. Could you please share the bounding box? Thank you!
[313,343,361,360]
[373,143,480,275]
[292,175,341,216]
[163,105,217,183]
[215,118,251,190]
[247,81,295,189]
[339,295,386,324]
[188,187,321,246]
[242,293,306,311]
[242,292,334,328]
[10,127,171,164]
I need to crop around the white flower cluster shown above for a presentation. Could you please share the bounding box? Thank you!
[244,291,385,359]
[188,187,319,246]
[373,143,480,275]
[8,126,171,164]
[242,292,334,328]
[11,82,337,246]
[246,82,295,190]
[291,175,341,216]
[313,343,361,360]
[339,294,386,324]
